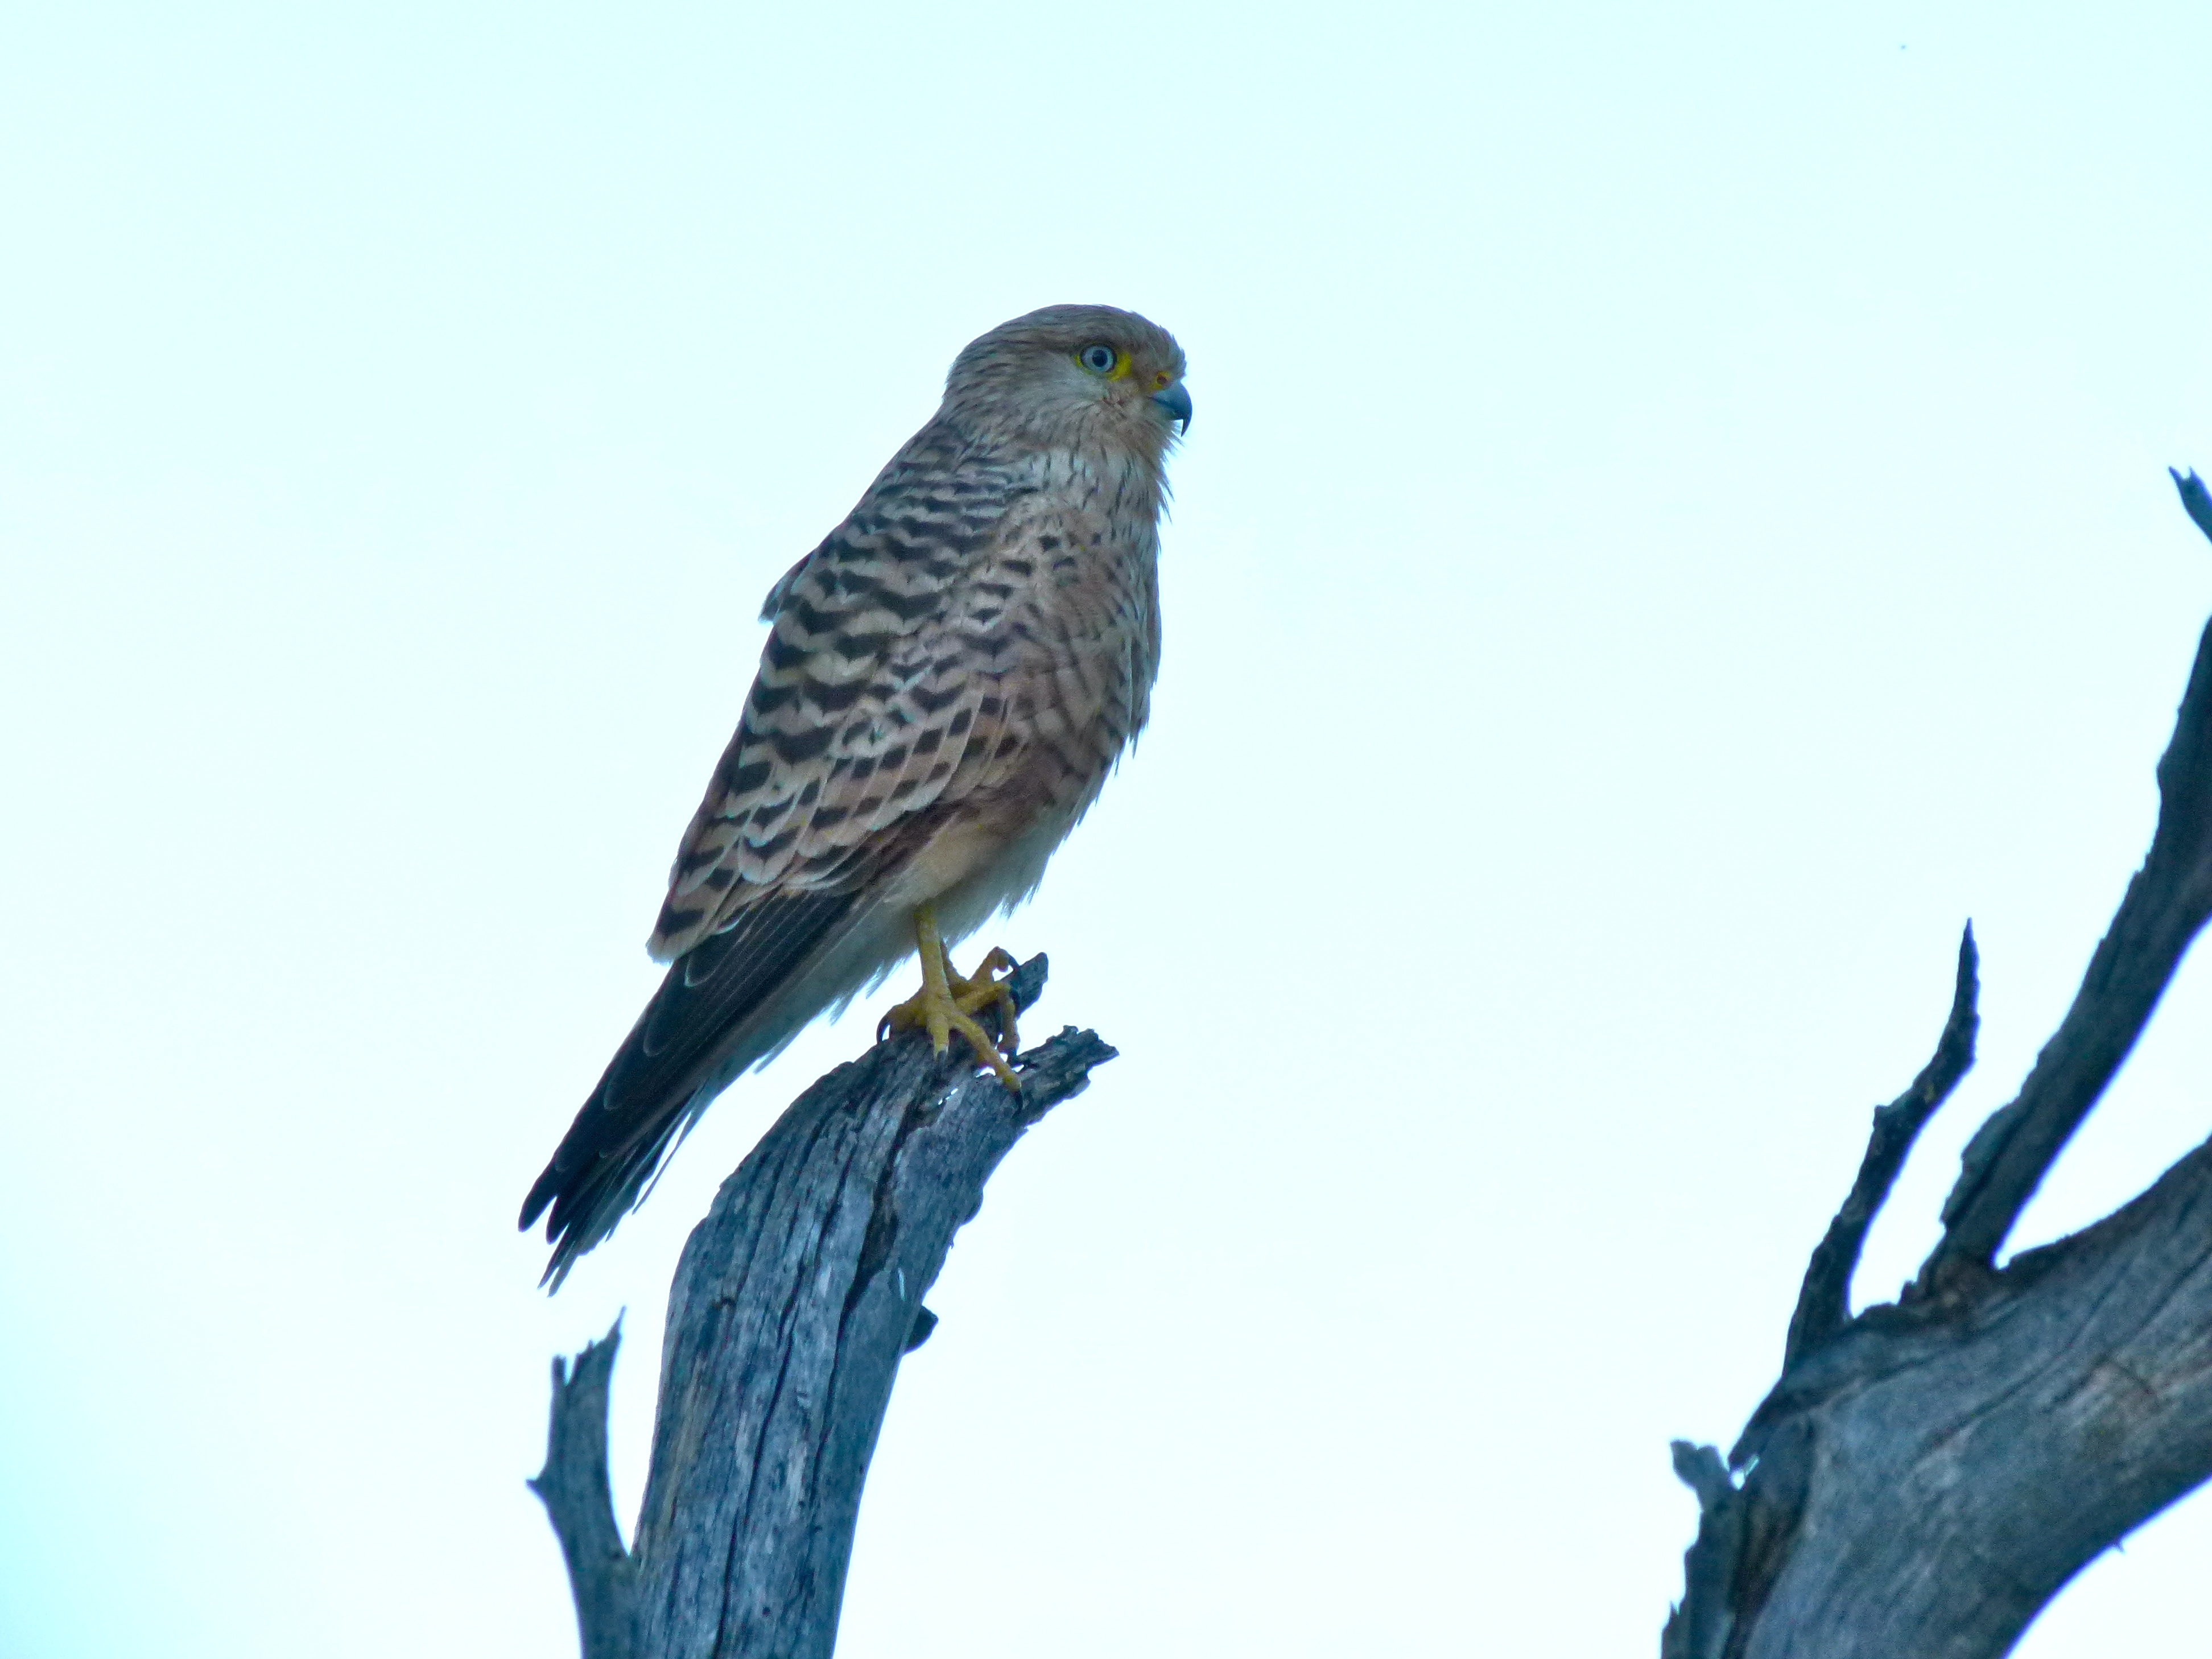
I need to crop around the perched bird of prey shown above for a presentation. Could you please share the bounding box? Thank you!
[520,304,1191,1286]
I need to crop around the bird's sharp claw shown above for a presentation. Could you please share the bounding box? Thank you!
[878,943,1021,1090]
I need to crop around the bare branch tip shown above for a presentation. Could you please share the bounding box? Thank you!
[558,1314,625,1385]
[2170,465,2212,546]
[1943,921,1980,1057]
[1670,1441,1737,1512]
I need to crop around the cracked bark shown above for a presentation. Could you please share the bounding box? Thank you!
[530,956,1115,1659]
[1662,470,2212,1658]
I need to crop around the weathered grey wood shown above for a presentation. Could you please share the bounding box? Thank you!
[530,1319,637,1659]
[533,956,1114,1659]
[2173,467,2212,544]
[1920,606,2212,1286]
[1781,926,1979,1369]
[1670,1133,2212,1659]
[1664,478,2212,1657]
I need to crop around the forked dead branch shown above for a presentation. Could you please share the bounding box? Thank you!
[1664,469,2212,1658]
[531,956,1113,1659]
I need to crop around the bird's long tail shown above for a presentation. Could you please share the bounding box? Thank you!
[519,890,867,1289]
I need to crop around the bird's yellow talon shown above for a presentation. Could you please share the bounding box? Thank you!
[878,907,1021,1090]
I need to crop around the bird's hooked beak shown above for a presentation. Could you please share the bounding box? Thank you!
[1150,380,1192,433]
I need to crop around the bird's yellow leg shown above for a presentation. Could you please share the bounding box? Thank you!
[876,903,1021,1089]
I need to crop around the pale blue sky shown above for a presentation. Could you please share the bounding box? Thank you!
[5,2,2211,1654]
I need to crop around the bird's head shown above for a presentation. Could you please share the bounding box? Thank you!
[940,304,1190,461]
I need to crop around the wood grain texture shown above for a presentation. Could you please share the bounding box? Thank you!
[1663,482,2212,1658]
[531,955,1114,1658]
[531,1321,638,1659]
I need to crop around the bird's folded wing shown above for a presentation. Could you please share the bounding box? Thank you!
[521,453,1048,1280]
[649,480,1031,961]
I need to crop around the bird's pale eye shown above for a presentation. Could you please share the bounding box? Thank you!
[1076,343,1128,379]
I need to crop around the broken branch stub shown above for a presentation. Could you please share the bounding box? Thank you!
[530,956,1116,1659]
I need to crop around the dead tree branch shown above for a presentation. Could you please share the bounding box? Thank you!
[531,1320,638,1659]
[1664,474,2212,1658]
[530,956,1114,1659]
[1781,927,1980,1369]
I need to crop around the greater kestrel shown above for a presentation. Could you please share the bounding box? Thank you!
[520,304,1191,1286]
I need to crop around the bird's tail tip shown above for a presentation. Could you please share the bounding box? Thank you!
[518,1170,557,1235]
[518,1159,592,1292]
